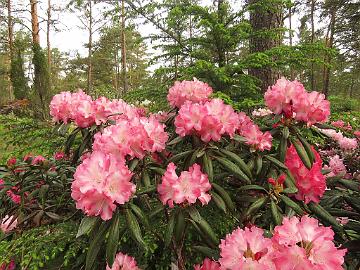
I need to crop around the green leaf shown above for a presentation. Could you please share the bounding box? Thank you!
[136,185,156,195]
[291,139,312,170]
[106,211,121,267]
[270,200,283,225]
[246,197,268,216]
[142,171,151,187]
[297,135,315,165]
[198,219,218,246]
[264,155,288,170]
[278,132,287,162]
[338,179,360,191]
[77,217,99,238]
[219,149,252,179]
[279,195,304,215]
[85,221,110,270]
[213,156,251,184]
[125,208,146,248]
[164,212,176,247]
[308,202,342,231]
[239,184,267,192]
[174,209,186,243]
[130,203,149,228]
[148,166,166,175]
[255,155,263,176]
[168,150,194,163]
[202,152,214,181]
[167,136,184,146]
[211,191,227,213]
[212,183,235,212]
[193,246,219,260]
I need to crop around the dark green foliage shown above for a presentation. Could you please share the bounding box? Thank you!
[10,50,29,100]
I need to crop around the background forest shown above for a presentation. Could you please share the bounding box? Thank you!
[0,0,359,116]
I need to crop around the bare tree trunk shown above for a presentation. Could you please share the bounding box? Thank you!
[323,6,336,98]
[87,0,93,94]
[310,0,315,91]
[249,0,283,92]
[7,0,14,100]
[120,0,128,95]
[30,0,40,44]
[114,50,119,93]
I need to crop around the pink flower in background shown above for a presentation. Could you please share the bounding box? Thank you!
[54,151,65,160]
[49,91,73,123]
[237,112,272,151]
[71,151,135,220]
[106,252,140,270]
[338,136,358,152]
[0,215,17,233]
[354,130,360,138]
[0,179,4,189]
[32,155,46,165]
[272,216,346,270]
[7,157,17,167]
[219,226,274,270]
[323,155,346,177]
[0,259,16,270]
[252,108,273,117]
[194,258,221,270]
[265,78,330,125]
[157,163,211,207]
[167,79,213,108]
[23,154,33,162]
[331,120,352,131]
[6,190,21,204]
[285,145,326,204]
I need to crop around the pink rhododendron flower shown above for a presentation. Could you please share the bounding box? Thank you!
[167,79,213,108]
[237,112,272,151]
[54,151,65,160]
[0,259,16,270]
[272,216,346,270]
[285,144,326,204]
[50,91,73,123]
[71,151,135,220]
[194,258,221,270]
[331,120,352,131]
[92,96,113,125]
[319,128,358,152]
[93,117,168,160]
[323,155,346,177]
[32,155,46,165]
[0,215,17,233]
[157,163,211,207]
[71,90,96,128]
[6,190,21,204]
[174,99,239,142]
[7,157,17,167]
[265,78,330,125]
[219,226,274,270]
[106,252,140,270]
[354,130,360,138]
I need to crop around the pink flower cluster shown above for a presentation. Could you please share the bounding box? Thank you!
[0,215,17,233]
[213,216,346,270]
[167,79,213,108]
[252,108,273,118]
[238,113,273,151]
[71,151,135,220]
[285,145,326,204]
[0,260,15,270]
[265,78,330,126]
[157,163,211,208]
[323,155,347,177]
[194,258,221,270]
[93,116,168,160]
[0,179,21,204]
[319,128,358,152]
[50,90,143,128]
[175,99,239,142]
[331,120,352,131]
[106,252,140,270]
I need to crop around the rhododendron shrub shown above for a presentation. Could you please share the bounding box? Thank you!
[3,78,359,269]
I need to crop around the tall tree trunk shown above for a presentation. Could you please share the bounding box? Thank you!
[30,0,49,118]
[310,0,315,91]
[120,0,128,95]
[249,0,283,92]
[87,0,93,94]
[323,6,336,98]
[7,0,14,100]
[289,5,295,80]
[47,0,52,72]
